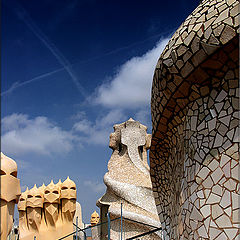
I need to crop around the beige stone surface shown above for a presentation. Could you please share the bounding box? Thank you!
[90,211,100,240]
[18,177,78,240]
[97,118,161,239]
[0,152,21,240]
[90,211,100,226]
[18,188,29,239]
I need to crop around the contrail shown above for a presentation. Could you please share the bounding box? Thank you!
[1,68,65,96]
[1,31,166,97]
[4,0,87,98]
[2,0,173,97]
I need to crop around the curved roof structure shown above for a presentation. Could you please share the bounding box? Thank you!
[150,0,239,238]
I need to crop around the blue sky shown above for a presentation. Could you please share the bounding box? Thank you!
[1,0,199,223]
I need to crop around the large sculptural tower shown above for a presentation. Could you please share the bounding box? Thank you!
[97,118,161,239]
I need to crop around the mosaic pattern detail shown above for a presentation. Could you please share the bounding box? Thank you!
[150,0,239,239]
[98,118,161,239]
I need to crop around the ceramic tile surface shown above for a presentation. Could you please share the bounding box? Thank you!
[150,0,239,239]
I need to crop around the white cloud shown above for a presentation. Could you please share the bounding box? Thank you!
[73,119,92,134]
[97,109,126,128]
[83,180,106,194]
[1,113,76,156]
[93,38,169,109]
[73,109,126,145]
[1,110,127,157]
